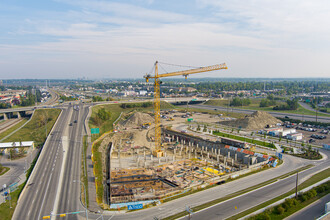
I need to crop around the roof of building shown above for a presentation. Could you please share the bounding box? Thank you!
[0,141,34,149]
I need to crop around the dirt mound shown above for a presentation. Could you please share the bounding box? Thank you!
[120,112,154,128]
[219,111,282,130]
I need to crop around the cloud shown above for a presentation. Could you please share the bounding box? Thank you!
[1,0,330,78]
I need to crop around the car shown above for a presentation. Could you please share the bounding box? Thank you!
[285,116,289,119]
[181,130,187,133]
[309,139,315,143]
[69,123,73,126]
[74,120,77,123]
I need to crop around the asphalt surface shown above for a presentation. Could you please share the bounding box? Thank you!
[193,104,330,123]
[9,99,329,220]
[12,107,70,220]
[287,193,330,220]
[55,103,89,220]
[179,150,329,220]
[299,102,330,116]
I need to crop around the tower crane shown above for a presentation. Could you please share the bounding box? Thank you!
[144,61,228,157]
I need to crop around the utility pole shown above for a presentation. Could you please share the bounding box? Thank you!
[295,172,299,199]
[315,108,318,123]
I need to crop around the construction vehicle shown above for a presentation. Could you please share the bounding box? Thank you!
[144,61,227,157]
[142,122,151,129]
[167,117,174,121]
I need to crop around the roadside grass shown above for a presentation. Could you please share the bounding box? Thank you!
[0,183,24,220]
[162,165,313,220]
[0,119,28,141]
[213,131,276,149]
[91,139,103,203]
[0,166,10,176]
[226,167,330,220]
[4,109,61,148]
[205,99,329,117]
[81,135,89,207]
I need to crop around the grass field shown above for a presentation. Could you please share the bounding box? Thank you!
[4,109,61,147]
[0,166,10,176]
[213,131,276,149]
[0,183,24,220]
[205,99,329,117]
[0,119,28,141]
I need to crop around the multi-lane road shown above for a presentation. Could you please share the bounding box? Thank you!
[9,100,330,220]
[194,104,330,123]
[180,150,329,220]
[13,103,89,220]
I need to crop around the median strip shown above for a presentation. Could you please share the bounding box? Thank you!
[226,167,330,220]
[162,164,314,220]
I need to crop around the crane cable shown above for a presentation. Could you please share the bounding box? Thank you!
[157,61,203,69]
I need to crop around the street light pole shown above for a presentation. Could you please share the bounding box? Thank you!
[74,180,88,220]
[82,182,88,220]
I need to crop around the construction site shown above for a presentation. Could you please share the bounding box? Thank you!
[101,62,276,207]
[104,109,275,206]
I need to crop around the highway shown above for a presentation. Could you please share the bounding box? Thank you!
[12,107,70,220]
[9,99,329,220]
[191,104,330,123]
[54,103,89,219]
[180,150,329,220]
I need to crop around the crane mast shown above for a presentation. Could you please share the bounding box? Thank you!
[144,61,228,157]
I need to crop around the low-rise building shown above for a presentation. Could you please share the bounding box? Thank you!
[280,128,296,137]
[265,127,283,136]
[287,133,303,141]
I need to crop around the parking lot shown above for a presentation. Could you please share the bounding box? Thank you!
[283,122,330,146]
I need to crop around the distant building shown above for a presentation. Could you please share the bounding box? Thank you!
[286,133,303,141]
[280,129,296,137]
[178,87,197,93]
[265,127,283,136]
[139,90,147,96]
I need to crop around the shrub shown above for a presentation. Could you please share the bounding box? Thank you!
[276,205,285,215]
[300,195,308,202]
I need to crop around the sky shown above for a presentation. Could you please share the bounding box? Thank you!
[1,0,330,79]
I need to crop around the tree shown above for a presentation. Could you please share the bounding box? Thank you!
[97,108,111,120]
[92,96,103,102]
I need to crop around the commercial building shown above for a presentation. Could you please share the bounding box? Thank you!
[286,133,303,141]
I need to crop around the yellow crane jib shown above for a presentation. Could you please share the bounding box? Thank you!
[144,61,228,157]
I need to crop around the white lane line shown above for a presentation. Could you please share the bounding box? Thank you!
[37,168,55,220]
[51,135,70,220]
